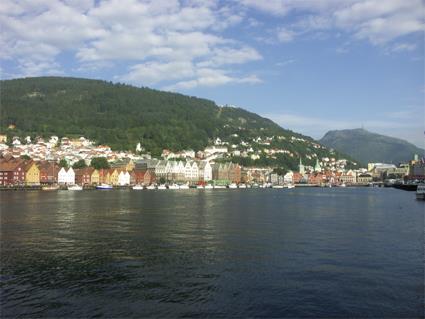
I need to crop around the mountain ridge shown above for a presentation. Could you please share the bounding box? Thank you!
[320,128,424,164]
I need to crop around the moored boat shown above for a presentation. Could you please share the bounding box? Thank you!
[68,185,83,191]
[168,184,179,190]
[132,185,144,190]
[157,184,167,190]
[214,185,226,189]
[238,183,247,189]
[179,184,190,189]
[228,183,237,189]
[272,185,284,189]
[196,185,204,189]
[146,185,156,190]
[42,185,59,191]
[96,183,113,190]
[416,185,425,200]
[287,184,295,189]
[204,184,214,189]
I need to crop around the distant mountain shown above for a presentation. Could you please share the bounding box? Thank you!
[320,128,424,164]
[1,77,354,170]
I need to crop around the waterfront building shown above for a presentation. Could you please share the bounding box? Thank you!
[118,170,131,186]
[0,158,26,186]
[75,167,95,185]
[109,169,119,185]
[37,161,59,184]
[24,161,40,186]
[198,161,212,181]
[357,173,373,184]
[58,167,75,185]
[340,170,356,184]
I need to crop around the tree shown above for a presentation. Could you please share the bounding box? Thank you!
[59,159,68,168]
[72,159,87,169]
[20,154,31,160]
[90,157,110,169]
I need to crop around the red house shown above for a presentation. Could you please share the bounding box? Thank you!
[0,158,26,186]
[37,161,60,184]
[75,167,94,185]
[130,169,155,185]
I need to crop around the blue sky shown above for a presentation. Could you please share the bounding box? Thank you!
[1,0,424,147]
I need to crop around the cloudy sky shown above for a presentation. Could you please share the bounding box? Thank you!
[1,0,424,147]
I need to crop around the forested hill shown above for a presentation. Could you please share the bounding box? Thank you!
[320,128,424,164]
[1,77,353,169]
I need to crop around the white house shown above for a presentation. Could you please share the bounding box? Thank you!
[118,171,130,186]
[283,171,294,184]
[58,167,75,185]
[198,161,212,181]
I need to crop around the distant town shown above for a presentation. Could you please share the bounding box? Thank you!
[0,134,424,189]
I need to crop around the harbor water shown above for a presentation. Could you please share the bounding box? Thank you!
[1,188,423,317]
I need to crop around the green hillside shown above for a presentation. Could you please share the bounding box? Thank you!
[320,128,424,164]
[1,77,353,170]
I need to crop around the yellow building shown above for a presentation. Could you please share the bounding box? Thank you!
[24,161,40,185]
[90,169,100,185]
[109,169,119,185]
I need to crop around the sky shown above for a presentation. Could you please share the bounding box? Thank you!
[1,0,424,148]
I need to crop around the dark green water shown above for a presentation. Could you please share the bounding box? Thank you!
[1,188,424,318]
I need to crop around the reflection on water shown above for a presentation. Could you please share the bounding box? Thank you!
[1,188,424,318]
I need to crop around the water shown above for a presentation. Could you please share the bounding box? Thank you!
[1,188,423,318]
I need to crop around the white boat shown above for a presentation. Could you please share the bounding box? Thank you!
[179,184,190,189]
[146,185,156,190]
[196,185,204,189]
[204,184,214,189]
[157,184,167,190]
[228,183,238,189]
[96,183,113,190]
[286,184,295,189]
[339,183,346,187]
[214,185,226,189]
[132,185,144,190]
[416,185,425,200]
[68,185,83,191]
[42,185,59,191]
[168,184,179,190]
[272,185,284,189]
[238,183,247,189]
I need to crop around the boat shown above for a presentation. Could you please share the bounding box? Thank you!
[252,183,259,188]
[238,183,247,189]
[228,183,238,189]
[168,184,179,190]
[416,185,425,200]
[42,185,59,191]
[68,185,83,191]
[179,184,190,189]
[132,185,144,190]
[146,185,156,190]
[272,185,284,189]
[204,184,214,189]
[339,183,346,187]
[196,185,204,189]
[214,185,226,189]
[286,184,295,189]
[157,184,167,190]
[96,183,113,190]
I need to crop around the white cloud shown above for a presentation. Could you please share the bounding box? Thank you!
[165,68,261,90]
[0,0,260,87]
[241,0,424,48]
[277,28,296,42]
